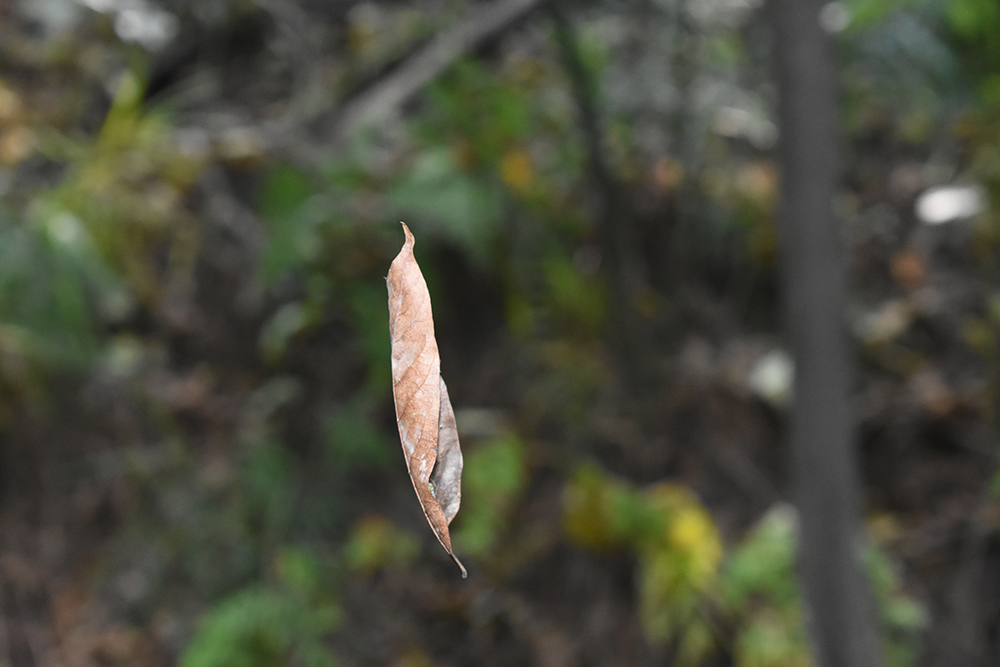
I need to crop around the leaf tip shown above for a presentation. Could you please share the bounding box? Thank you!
[399,221,414,247]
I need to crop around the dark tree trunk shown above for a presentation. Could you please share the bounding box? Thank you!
[770,2,882,666]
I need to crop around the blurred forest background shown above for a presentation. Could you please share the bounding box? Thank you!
[1,0,1000,665]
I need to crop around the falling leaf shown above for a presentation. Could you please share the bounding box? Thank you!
[387,222,467,577]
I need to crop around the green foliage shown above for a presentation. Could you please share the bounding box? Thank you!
[50,71,202,307]
[0,68,208,376]
[722,507,926,667]
[864,545,928,667]
[563,463,663,550]
[563,466,723,665]
[542,254,607,336]
[322,398,391,470]
[565,470,925,667]
[844,0,906,29]
[453,433,527,556]
[344,515,419,575]
[422,59,533,164]
[723,507,799,610]
[259,302,311,364]
[0,212,105,367]
[636,486,723,665]
[722,507,811,667]
[387,146,501,264]
[340,280,392,395]
[1,2,979,664]
[241,439,294,527]
[181,548,339,667]
[947,0,1000,74]
[385,56,584,270]
[258,164,318,285]
[990,468,1000,497]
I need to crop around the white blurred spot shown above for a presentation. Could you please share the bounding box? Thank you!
[76,0,119,12]
[819,2,850,33]
[916,185,986,225]
[713,107,778,150]
[114,5,178,50]
[687,0,764,28]
[22,0,83,35]
[104,336,144,377]
[856,299,913,343]
[47,211,86,247]
[748,348,794,407]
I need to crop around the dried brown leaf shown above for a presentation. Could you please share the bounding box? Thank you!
[387,222,466,577]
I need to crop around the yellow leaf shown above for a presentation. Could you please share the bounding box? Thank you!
[499,148,533,193]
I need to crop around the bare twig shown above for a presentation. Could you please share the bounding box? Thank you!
[331,0,544,145]
[175,0,543,165]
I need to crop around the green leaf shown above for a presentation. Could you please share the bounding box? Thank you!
[722,506,800,607]
[344,515,419,574]
[259,164,315,284]
[180,584,337,667]
[453,433,526,556]
[387,147,501,265]
[322,398,391,469]
[259,302,310,363]
[341,281,392,395]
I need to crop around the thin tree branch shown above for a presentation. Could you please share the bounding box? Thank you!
[331,0,544,144]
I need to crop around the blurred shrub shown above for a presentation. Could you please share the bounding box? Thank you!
[344,515,419,576]
[322,397,392,471]
[542,254,606,336]
[453,433,527,558]
[864,542,928,667]
[563,463,662,550]
[723,506,925,667]
[181,547,339,667]
[565,469,924,666]
[0,67,209,389]
[49,71,202,309]
[387,145,501,265]
[637,484,723,663]
[258,164,318,286]
[722,506,810,667]
[339,281,392,395]
[240,438,295,534]
[563,465,722,665]
[0,210,107,368]
[947,0,1000,79]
